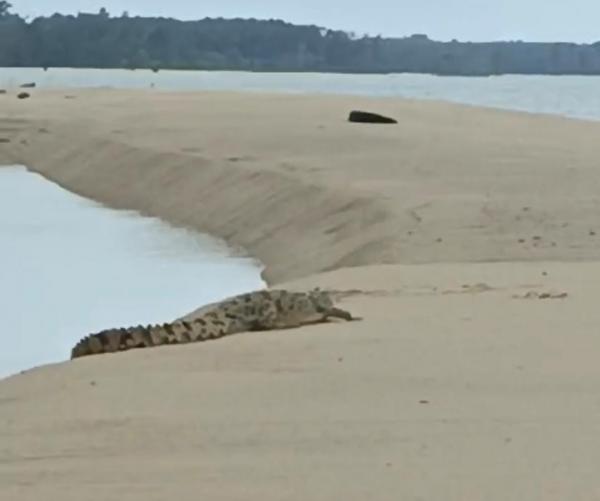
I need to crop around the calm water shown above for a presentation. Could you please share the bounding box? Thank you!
[2,67,600,121]
[0,166,264,378]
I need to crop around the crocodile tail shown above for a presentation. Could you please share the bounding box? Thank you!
[70,325,153,359]
[70,316,234,360]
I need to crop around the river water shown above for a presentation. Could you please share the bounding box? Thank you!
[2,68,600,121]
[0,166,264,378]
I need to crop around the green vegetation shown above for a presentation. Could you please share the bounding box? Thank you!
[2,6,600,75]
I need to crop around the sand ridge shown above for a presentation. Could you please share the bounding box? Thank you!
[3,89,600,282]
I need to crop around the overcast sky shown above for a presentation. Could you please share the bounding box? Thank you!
[10,0,600,43]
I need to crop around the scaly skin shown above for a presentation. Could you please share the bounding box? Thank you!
[70,288,360,359]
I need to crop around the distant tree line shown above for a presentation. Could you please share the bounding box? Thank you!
[2,4,600,75]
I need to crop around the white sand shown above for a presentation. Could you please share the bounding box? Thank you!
[2,88,600,500]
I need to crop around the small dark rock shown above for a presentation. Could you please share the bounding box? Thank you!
[0,138,10,143]
[17,92,30,99]
[20,82,36,88]
[0,89,6,94]
[348,110,397,124]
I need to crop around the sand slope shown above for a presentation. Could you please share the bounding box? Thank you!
[2,90,600,282]
[2,89,600,500]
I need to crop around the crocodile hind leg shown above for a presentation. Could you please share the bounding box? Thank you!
[324,307,362,322]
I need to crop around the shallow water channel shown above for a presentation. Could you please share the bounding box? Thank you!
[0,165,265,378]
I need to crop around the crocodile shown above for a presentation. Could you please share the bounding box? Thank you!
[70,288,360,359]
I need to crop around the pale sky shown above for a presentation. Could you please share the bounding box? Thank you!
[9,0,600,43]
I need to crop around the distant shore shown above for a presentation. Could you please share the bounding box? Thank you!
[2,11,600,76]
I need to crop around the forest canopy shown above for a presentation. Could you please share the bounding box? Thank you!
[2,4,600,75]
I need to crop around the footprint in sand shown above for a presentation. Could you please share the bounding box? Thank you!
[513,291,568,300]
[442,283,495,295]
[227,155,256,163]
